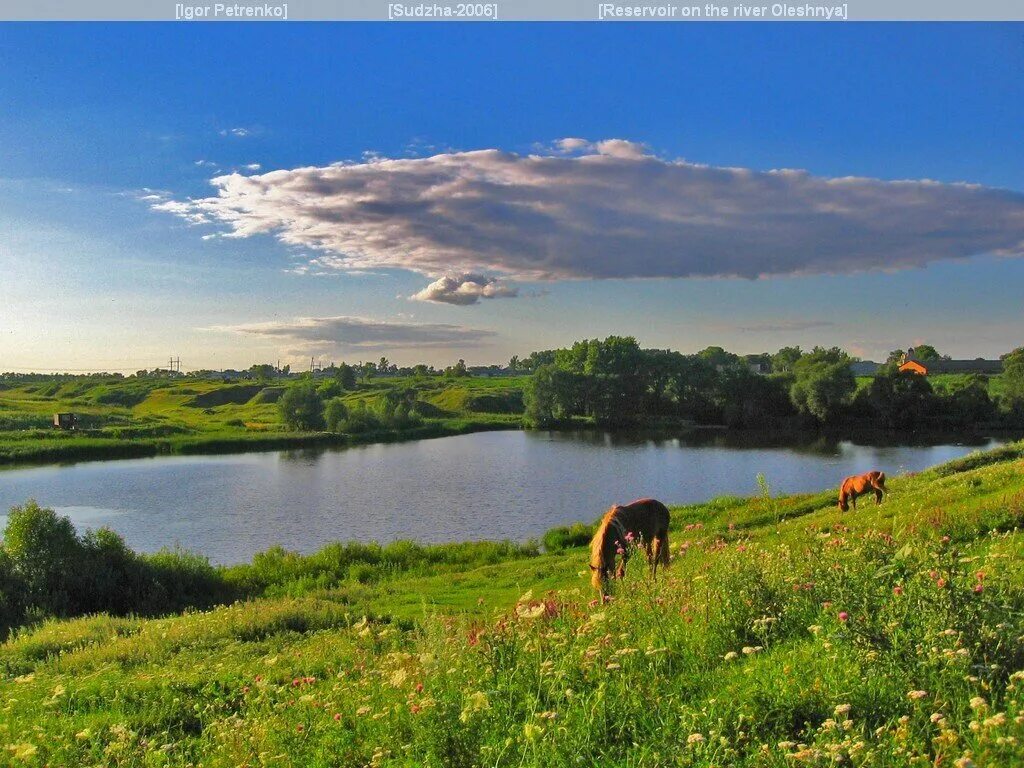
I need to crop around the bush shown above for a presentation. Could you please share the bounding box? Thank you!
[0,502,236,637]
[278,383,325,431]
[2,501,81,616]
[341,400,383,433]
[324,397,349,432]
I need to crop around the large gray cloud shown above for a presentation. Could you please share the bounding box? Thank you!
[212,316,496,352]
[155,140,1024,299]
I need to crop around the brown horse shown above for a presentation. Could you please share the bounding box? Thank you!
[838,471,886,511]
[589,498,670,596]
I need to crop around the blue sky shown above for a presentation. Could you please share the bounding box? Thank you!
[1,23,1023,371]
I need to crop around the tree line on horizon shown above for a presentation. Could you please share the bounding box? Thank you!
[521,337,1024,430]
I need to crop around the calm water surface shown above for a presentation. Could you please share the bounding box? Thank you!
[0,430,1010,564]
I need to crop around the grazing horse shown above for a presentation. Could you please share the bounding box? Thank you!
[589,498,671,596]
[838,471,886,511]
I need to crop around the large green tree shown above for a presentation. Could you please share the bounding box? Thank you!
[790,349,855,423]
[278,383,325,431]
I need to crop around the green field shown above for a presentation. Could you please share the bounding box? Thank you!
[0,376,527,466]
[2,443,1024,766]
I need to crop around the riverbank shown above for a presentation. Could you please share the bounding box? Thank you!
[2,441,1023,765]
[0,374,527,468]
[0,416,520,468]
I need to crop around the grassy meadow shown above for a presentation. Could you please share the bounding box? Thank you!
[0,376,526,466]
[2,443,1024,765]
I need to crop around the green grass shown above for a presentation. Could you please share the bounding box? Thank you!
[2,444,1024,765]
[0,376,528,466]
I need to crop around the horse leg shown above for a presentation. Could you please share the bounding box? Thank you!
[650,535,669,578]
[874,488,883,505]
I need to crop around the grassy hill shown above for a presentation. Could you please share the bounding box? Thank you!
[2,443,1023,765]
[0,376,527,466]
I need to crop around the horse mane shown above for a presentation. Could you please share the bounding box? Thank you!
[589,506,620,573]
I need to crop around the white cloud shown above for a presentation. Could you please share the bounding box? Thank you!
[155,140,1024,302]
[242,163,261,171]
[210,315,496,352]
[410,274,518,305]
[219,127,252,138]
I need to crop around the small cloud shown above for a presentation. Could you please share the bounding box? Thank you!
[410,274,519,305]
[242,163,261,171]
[210,315,496,352]
[194,159,219,168]
[219,127,252,138]
[554,137,591,153]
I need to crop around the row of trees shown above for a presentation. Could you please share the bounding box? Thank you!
[523,337,1024,430]
[277,382,424,433]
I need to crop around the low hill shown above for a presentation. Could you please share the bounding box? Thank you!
[1,443,1023,765]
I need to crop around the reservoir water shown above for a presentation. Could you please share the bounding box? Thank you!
[0,430,1009,564]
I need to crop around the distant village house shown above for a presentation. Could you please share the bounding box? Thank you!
[898,348,1002,376]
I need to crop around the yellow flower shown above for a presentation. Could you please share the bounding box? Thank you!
[7,743,37,761]
[523,723,543,741]
[834,704,851,716]
[907,690,928,700]
[687,733,705,745]
[459,691,490,723]
[969,696,987,711]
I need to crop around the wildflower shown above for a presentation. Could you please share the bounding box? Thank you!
[936,578,947,589]
[954,758,975,768]
[296,724,304,733]
[834,704,851,716]
[807,625,823,635]
[606,662,621,670]
[459,691,490,723]
[333,713,341,721]
[6,744,37,761]
[838,611,849,623]
[625,531,635,543]
[687,733,705,745]
[516,603,546,620]
[893,585,904,595]
[969,697,987,711]
[930,712,945,723]
[524,723,543,741]
[723,651,739,661]
[908,690,928,700]
[974,583,984,594]
[616,547,625,555]
[356,706,371,716]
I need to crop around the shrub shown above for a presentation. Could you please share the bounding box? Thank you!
[324,397,349,432]
[278,383,325,431]
[2,501,81,616]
